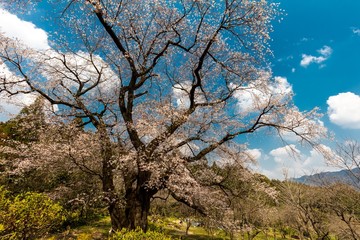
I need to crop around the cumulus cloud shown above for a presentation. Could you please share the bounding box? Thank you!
[303,145,333,168]
[300,55,326,67]
[0,8,50,120]
[263,144,338,180]
[0,62,37,120]
[38,50,120,99]
[300,45,332,68]
[172,81,192,108]
[280,118,325,143]
[245,148,262,160]
[0,9,119,119]
[280,130,301,142]
[231,74,292,114]
[244,148,262,163]
[327,92,360,129]
[0,8,50,50]
[269,145,300,164]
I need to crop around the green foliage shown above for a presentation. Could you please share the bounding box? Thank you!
[0,187,64,239]
[111,228,175,240]
[0,97,46,143]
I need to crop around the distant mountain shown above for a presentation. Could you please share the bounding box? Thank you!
[292,168,360,188]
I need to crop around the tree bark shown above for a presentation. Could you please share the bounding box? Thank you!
[108,198,123,231]
[106,185,154,232]
[102,151,124,231]
[97,124,155,232]
[122,187,152,231]
[120,170,157,231]
[97,124,124,231]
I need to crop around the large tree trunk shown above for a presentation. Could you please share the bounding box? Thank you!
[123,187,152,231]
[102,151,123,231]
[108,196,123,231]
[98,124,155,232]
[107,184,154,232]
[98,124,124,231]
[120,171,157,231]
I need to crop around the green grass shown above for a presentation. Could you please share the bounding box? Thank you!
[45,217,111,239]
[45,216,337,240]
[149,216,228,239]
[46,216,229,240]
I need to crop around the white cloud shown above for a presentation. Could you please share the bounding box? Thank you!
[263,144,338,180]
[0,62,36,106]
[173,81,192,108]
[0,8,50,50]
[0,47,119,119]
[244,148,262,161]
[300,45,332,68]
[300,54,326,67]
[0,62,37,120]
[301,144,338,174]
[303,148,327,168]
[352,27,360,36]
[0,8,50,120]
[317,45,333,57]
[232,74,292,114]
[280,130,301,142]
[269,144,300,164]
[0,9,120,120]
[273,76,292,95]
[172,81,205,109]
[179,142,200,157]
[300,37,309,42]
[327,92,360,129]
[280,118,325,143]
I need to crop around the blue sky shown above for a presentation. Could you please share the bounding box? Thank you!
[253,0,360,178]
[272,0,360,126]
[272,0,360,109]
[1,0,360,179]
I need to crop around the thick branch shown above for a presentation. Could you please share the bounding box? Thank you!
[170,191,206,216]
[94,7,138,75]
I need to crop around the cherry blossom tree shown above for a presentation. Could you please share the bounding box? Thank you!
[0,0,327,231]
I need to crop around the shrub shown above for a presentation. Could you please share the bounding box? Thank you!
[111,228,175,240]
[0,187,64,239]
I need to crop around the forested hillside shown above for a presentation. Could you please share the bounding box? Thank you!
[0,101,359,239]
[292,168,360,188]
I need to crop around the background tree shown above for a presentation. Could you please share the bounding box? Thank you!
[0,97,48,193]
[325,183,360,240]
[277,181,340,240]
[0,100,105,223]
[0,0,327,231]
[326,140,360,189]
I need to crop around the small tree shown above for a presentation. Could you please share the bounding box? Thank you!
[326,183,360,240]
[277,181,333,240]
[0,0,327,231]
[0,187,64,239]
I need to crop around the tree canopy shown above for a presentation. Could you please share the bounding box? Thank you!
[0,0,327,231]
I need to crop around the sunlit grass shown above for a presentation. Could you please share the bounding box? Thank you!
[45,215,339,240]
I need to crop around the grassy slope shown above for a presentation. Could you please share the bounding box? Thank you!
[45,216,326,240]
[46,217,229,240]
